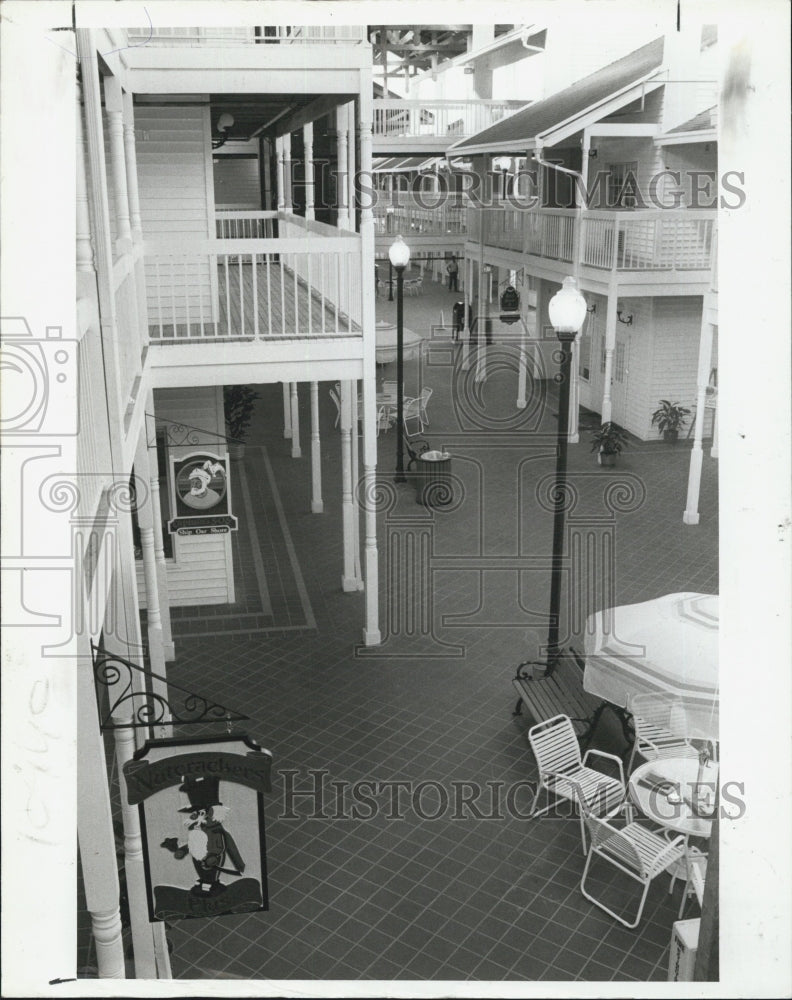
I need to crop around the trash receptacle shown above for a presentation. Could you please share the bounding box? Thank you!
[413,449,452,507]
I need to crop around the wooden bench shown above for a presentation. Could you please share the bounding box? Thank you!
[512,650,608,747]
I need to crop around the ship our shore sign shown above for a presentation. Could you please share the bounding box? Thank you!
[123,734,271,922]
[167,451,238,536]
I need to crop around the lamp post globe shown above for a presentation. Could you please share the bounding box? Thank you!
[388,236,411,483]
[548,276,587,334]
[388,234,411,270]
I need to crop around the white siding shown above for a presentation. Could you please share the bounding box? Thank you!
[644,297,704,440]
[136,105,215,327]
[136,385,235,607]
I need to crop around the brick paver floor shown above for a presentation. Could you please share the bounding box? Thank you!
[79,274,718,983]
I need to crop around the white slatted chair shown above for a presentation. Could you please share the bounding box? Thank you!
[527,714,627,854]
[580,803,687,928]
[417,386,433,427]
[627,693,698,773]
[678,846,708,919]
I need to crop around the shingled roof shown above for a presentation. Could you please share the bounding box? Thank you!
[448,36,665,155]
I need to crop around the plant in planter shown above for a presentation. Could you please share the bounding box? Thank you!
[651,399,691,443]
[590,421,629,467]
[223,385,260,459]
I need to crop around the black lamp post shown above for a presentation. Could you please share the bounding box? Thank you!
[388,235,411,483]
[546,276,587,667]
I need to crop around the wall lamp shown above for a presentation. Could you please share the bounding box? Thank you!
[212,112,235,150]
[617,310,633,326]
[586,302,596,314]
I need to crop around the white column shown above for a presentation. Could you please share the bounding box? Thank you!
[476,264,489,384]
[339,380,357,591]
[684,311,716,524]
[568,338,580,443]
[601,280,618,424]
[336,106,349,230]
[282,381,292,438]
[310,381,323,512]
[351,383,363,589]
[282,131,293,213]
[103,76,132,249]
[76,83,95,282]
[147,469,174,661]
[347,102,357,232]
[303,122,315,221]
[710,399,719,459]
[359,96,381,644]
[275,136,285,212]
[290,381,301,458]
[462,256,472,370]
[517,321,528,408]
[123,90,149,353]
[77,644,127,979]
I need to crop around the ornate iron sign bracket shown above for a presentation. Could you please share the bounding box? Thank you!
[91,642,250,731]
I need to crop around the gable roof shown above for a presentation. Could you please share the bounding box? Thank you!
[448,36,665,155]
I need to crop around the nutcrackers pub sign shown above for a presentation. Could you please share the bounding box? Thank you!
[167,451,238,536]
[123,734,272,922]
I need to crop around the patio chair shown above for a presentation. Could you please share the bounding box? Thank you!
[405,276,423,297]
[527,714,627,854]
[417,386,433,426]
[381,380,398,402]
[580,802,687,928]
[626,692,698,773]
[678,846,708,919]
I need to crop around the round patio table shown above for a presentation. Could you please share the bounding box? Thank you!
[629,757,715,839]
[375,321,422,365]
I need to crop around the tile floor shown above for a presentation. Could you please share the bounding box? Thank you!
[79,275,718,983]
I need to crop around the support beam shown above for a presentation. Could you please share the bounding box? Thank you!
[290,381,301,458]
[282,130,293,214]
[310,381,323,512]
[684,311,716,524]
[601,279,618,424]
[339,380,357,591]
[303,122,315,221]
[359,91,381,644]
[275,135,285,212]
[336,106,350,230]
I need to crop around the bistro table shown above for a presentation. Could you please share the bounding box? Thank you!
[629,756,715,840]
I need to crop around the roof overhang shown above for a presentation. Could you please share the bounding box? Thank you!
[448,73,665,157]
[656,129,717,146]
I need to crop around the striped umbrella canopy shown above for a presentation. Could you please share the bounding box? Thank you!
[583,592,719,741]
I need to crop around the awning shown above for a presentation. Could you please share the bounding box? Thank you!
[372,155,440,174]
[448,36,665,155]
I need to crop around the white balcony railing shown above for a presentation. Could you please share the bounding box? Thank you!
[146,213,362,342]
[373,100,523,141]
[373,201,467,237]
[467,206,717,273]
[125,26,367,46]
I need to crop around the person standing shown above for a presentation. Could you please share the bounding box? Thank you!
[446,256,459,292]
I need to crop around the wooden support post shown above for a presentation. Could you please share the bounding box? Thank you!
[684,311,716,524]
[290,381,301,458]
[339,380,357,591]
[303,122,315,221]
[336,106,349,230]
[282,381,292,438]
[347,102,357,232]
[310,381,323,512]
[282,130,293,214]
[359,94,381,644]
[601,277,618,425]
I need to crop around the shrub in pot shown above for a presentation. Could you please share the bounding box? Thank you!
[590,421,629,467]
[651,399,691,442]
[224,385,260,459]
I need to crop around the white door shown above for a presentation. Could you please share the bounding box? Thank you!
[609,328,631,426]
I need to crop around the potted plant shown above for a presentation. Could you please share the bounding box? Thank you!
[651,399,691,443]
[590,421,629,467]
[223,385,259,460]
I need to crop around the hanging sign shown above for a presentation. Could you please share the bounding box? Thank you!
[167,451,238,535]
[499,285,521,324]
[123,733,272,922]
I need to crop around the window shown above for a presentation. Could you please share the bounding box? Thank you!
[614,341,626,382]
[608,161,639,209]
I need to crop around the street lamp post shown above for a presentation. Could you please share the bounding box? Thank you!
[388,235,411,483]
[546,276,587,668]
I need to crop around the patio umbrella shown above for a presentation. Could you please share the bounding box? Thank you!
[583,592,719,741]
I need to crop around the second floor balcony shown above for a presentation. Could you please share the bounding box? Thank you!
[467,206,717,287]
[145,212,363,349]
[372,99,523,153]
